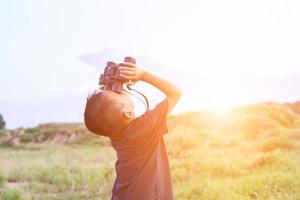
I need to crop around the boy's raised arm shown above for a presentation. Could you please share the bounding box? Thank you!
[141,71,181,114]
[119,62,181,114]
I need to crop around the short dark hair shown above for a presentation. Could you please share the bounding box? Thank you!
[84,90,124,136]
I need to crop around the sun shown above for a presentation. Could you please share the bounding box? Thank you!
[193,76,242,111]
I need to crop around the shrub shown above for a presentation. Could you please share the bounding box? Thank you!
[0,114,5,130]
[0,171,6,188]
[0,188,22,200]
[258,138,295,152]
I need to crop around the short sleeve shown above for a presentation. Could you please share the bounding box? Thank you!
[111,99,169,155]
[147,99,169,136]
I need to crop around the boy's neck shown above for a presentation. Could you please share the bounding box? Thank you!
[116,118,133,133]
[124,118,134,127]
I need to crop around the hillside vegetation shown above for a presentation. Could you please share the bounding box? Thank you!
[1,102,300,200]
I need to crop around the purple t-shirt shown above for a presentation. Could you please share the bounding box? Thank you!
[110,99,173,200]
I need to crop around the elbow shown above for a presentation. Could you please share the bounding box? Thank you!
[174,87,182,100]
[166,86,182,101]
[177,88,182,98]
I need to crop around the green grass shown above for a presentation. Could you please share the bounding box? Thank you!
[0,188,22,200]
[0,171,6,189]
[0,145,115,200]
[1,103,300,199]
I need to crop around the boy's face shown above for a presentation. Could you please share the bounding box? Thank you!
[119,92,135,115]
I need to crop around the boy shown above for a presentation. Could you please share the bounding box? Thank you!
[84,61,181,200]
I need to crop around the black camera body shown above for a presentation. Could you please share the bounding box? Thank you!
[99,57,136,93]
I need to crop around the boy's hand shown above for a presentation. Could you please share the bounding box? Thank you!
[119,62,144,85]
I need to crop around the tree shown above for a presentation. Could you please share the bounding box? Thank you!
[0,114,5,129]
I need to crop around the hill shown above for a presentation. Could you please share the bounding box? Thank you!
[284,100,300,115]
[0,123,110,147]
[1,101,300,147]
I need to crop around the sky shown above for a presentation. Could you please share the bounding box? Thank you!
[0,0,300,129]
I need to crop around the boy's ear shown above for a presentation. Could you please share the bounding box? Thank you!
[123,111,135,119]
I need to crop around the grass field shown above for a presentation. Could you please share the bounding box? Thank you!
[1,102,300,200]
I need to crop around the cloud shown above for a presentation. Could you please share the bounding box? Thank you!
[78,48,167,73]
[78,48,124,68]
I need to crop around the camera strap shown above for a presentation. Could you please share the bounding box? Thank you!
[124,85,150,112]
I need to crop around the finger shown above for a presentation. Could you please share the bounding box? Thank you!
[120,70,135,76]
[119,66,135,71]
[119,74,134,80]
[120,68,135,73]
[126,81,136,86]
[119,62,135,68]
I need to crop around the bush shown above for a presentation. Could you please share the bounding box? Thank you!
[0,114,5,130]
[0,171,6,188]
[0,188,22,200]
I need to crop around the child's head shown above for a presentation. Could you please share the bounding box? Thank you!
[84,90,135,137]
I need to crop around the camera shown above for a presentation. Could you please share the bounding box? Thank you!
[99,57,136,93]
